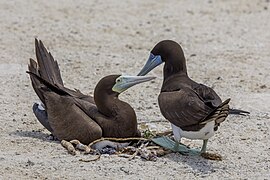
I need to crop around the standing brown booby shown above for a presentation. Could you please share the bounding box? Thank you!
[28,39,155,144]
[137,40,249,154]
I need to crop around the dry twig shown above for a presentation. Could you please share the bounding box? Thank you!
[70,140,91,154]
[88,137,148,147]
[61,140,77,155]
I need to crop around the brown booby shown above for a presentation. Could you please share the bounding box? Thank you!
[137,40,249,154]
[27,39,155,144]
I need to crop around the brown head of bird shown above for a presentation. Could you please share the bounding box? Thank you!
[138,40,187,79]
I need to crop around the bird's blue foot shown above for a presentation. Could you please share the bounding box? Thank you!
[152,136,202,156]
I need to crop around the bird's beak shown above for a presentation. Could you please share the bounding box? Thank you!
[112,75,156,93]
[137,53,163,76]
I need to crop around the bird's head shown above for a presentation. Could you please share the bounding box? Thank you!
[94,75,155,96]
[137,40,187,76]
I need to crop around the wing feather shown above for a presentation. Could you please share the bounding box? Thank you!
[29,39,94,104]
[193,83,222,107]
[158,87,230,131]
[158,88,212,128]
[45,92,102,144]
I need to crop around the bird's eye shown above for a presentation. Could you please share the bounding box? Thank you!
[116,78,121,83]
[150,53,155,59]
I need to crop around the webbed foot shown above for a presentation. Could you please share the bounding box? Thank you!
[152,136,202,156]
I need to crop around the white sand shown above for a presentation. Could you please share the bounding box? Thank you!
[0,0,269,179]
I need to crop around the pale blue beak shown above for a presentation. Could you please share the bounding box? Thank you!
[137,53,163,76]
[112,75,156,93]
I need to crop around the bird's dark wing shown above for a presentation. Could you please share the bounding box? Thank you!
[28,39,99,143]
[44,92,102,144]
[35,39,64,86]
[158,88,213,129]
[27,71,101,143]
[193,83,222,107]
[28,58,46,103]
[29,39,94,104]
[32,103,53,133]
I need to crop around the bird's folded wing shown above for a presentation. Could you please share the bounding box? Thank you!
[45,92,102,144]
[193,83,222,108]
[158,88,213,128]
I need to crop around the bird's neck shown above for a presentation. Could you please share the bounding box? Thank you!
[163,56,187,81]
[94,91,135,119]
[161,72,191,92]
[94,90,115,117]
[163,64,187,82]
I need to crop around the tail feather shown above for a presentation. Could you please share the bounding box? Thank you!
[200,99,230,125]
[229,108,250,116]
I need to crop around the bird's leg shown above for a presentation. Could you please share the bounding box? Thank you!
[171,123,184,149]
[174,140,208,156]
[152,124,204,155]
[173,138,202,154]
[173,139,189,152]
[200,139,208,153]
[180,139,208,155]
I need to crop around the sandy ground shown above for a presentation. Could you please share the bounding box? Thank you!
[0,0,269,179]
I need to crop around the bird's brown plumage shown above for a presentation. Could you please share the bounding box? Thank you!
[28,39,140,144]
[150,40,230,132]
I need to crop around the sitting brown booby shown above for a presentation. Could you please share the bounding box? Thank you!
[27,39,155,144]
[137,40,249,154]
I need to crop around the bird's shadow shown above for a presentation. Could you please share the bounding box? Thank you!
[11,129,59,144]
[164,152,218,174]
